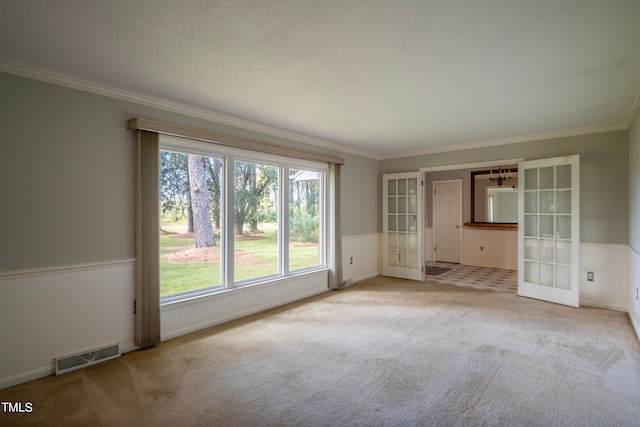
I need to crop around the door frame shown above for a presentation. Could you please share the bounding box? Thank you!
[432,179,462,263]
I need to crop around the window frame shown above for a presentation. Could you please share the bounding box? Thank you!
[285,164,327,274]
[159,135,328,305]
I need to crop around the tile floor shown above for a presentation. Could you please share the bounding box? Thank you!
[425,261,517,293]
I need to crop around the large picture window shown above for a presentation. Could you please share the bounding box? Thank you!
[159,136,327,301]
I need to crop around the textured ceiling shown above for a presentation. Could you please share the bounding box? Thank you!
[1,0,639,158]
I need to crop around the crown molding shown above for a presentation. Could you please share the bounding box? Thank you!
[1,59,634,162]
[380,124,629,160]
[0,59,380,160]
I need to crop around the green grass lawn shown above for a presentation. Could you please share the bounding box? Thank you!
[160,235,217,295]
[160,228,320,295]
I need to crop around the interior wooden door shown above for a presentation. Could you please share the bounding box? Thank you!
[518,155,580,307]
[383,172,424,281]
[433,180,461,263]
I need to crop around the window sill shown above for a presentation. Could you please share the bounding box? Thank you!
[160,268,329,310]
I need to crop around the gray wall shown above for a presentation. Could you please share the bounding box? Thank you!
[1,73,135,271]
[381,131,629,245]
[1,70,631,270]
[340,153,379,236]
[0,72,378,271]
[630,108,640,253]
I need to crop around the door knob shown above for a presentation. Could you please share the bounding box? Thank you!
[455,225,460,229]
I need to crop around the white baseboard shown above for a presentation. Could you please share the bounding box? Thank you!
[120,342,140,354]
[580,299,628,312]
[0,366,54,391]
[352,272,379,282]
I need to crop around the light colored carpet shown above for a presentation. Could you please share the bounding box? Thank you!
[1,276,639,426]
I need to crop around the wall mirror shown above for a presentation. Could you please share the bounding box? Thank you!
[470,168,518,225]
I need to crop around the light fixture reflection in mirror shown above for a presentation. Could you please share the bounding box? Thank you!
[489,166,516,188]
[471,168,518,224]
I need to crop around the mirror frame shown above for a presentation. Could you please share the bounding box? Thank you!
[468,168,518,227]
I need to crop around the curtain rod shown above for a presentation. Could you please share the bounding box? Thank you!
[128,118,345,165]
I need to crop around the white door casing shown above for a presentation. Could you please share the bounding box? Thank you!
[433,180,461,263]
[518,155,580,307]
[383,172,424,281]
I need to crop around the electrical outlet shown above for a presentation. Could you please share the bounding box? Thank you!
[350,256,353,265]
[587,271,594,282]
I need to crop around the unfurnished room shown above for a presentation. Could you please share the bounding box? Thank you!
[1,1,640,426]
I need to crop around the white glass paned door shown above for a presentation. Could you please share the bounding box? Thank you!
[383,172,424,281]
[518,156,579,307]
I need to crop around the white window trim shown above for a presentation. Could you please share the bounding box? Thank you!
[159,134,328,305]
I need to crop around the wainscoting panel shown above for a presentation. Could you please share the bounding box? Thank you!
[461,228,517,270]
[425,227,517,269]
[580,243,628,312]
[0,260,136,390]
[342,234,381,282]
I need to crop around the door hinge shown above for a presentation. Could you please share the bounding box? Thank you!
[421,180,424,187]
[133,299,137,315]
[421,266,424,272]
[434,247,437,252]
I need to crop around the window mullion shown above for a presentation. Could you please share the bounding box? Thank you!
[281,166,289,276]
[224,155,235,287]
[321,170,328,267]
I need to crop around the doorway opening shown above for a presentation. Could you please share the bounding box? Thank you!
[421,159,523,294]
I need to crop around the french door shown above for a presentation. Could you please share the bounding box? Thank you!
[383,172,424,281]
[518,155,579,307]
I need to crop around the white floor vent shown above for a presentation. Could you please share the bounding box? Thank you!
[55,343,120,375]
